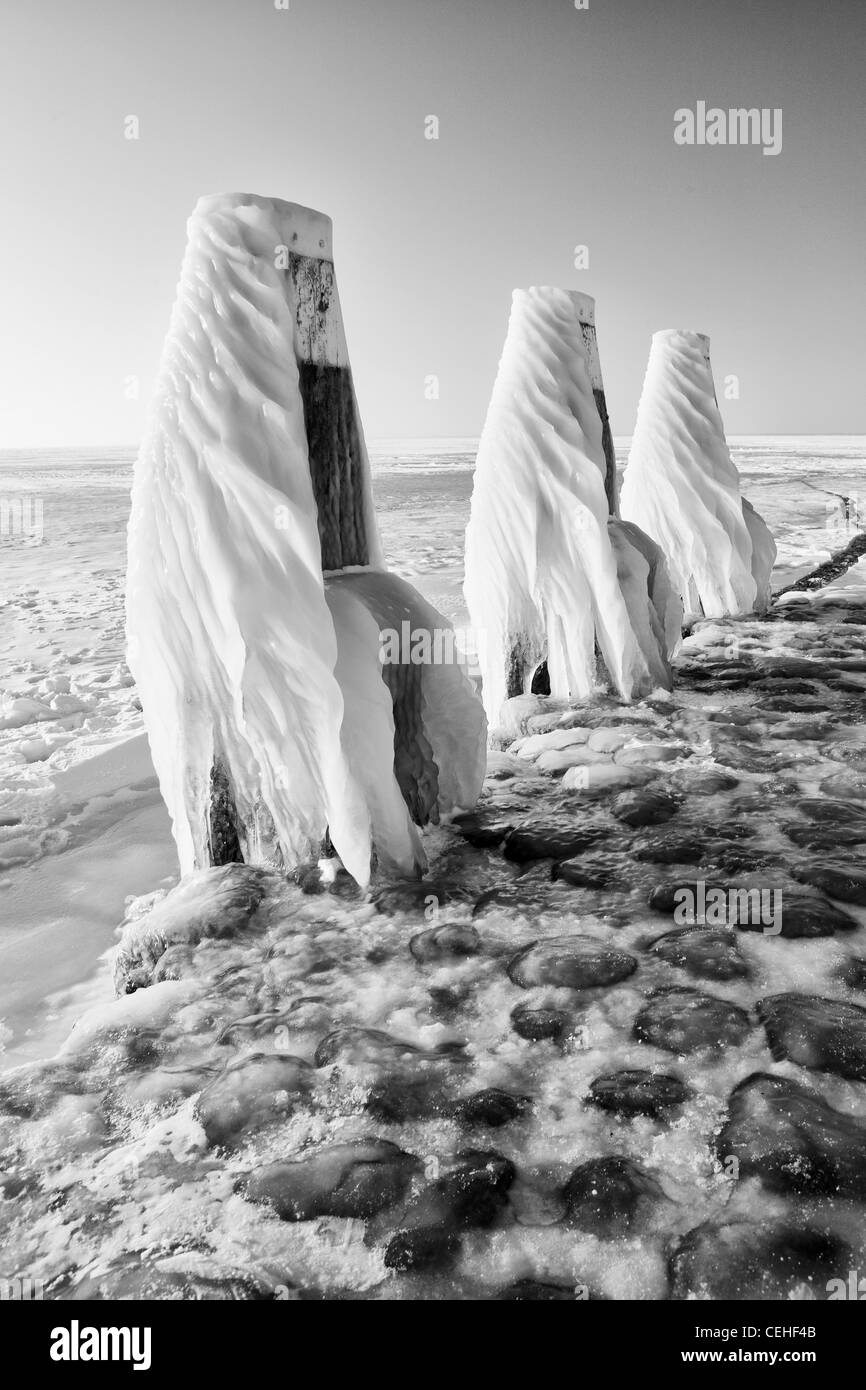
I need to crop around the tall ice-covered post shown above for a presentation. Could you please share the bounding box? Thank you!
[127,193,484,887]
[620,329,775,620]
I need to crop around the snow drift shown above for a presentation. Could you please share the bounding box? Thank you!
[127,193,484,887]
[620,330,776,620]
[464,287,679,726]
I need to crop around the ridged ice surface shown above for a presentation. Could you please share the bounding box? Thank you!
[325,570,487,874]
[464,288,674,724]
[127,193,483,887]
[621,330,776,621]
[608,519,683,684]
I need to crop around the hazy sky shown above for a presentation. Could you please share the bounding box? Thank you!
[1,0,863,446]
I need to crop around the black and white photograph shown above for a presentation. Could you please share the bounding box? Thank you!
[1,0,865,1353]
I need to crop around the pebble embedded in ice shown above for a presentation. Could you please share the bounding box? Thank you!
[758,992,866,1082]
[507,935,638,990]
[610,786,681,827]
[632,986,752,1055]
[716,1071,866,1197]
[503,821,612,862]
[586,1069,691,1119]
[647,925,750,982]
[510,1002,571,1043]
[669,1219,851,1300]
[562,1156,666,1237]
[114,863,271,993]
[195,1052,313,1147]
[553,853,619,889]
[239,1140,420,1221]
[791,859,866,904]
[380,1148,515,1272]
[409,923,481,963]
[449,1089,531,1128]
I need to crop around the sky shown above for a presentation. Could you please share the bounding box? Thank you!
[0,0,863,447]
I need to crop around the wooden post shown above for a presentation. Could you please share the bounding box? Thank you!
[573,292,618,516]
[206,203,384,863]
[286,238,380,571]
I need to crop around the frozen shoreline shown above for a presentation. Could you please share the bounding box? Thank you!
[0,736,176,1064]
[2,577,866,1299]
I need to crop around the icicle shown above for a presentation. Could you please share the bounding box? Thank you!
[608,519,683,678]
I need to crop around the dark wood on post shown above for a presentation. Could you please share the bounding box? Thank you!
[290,252,371,571]
[207,761,243,866]
[204,245,374,863]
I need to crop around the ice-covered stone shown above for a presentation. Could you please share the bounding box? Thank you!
[381,1148,515,1271]
[409,923,481,963]
[507,935,637,990]
[633,986,752,1055]
[511,1002,571,1042]
[792,859,866,904]
[562,1156,665,1236]
[611,786,680,826]
[586,1069,691,1119]
[716,1071,866,1197]
[647,925,749,982]
[195,1052,313,1147]
[670,1220,851,1300]
[758,993,866,1082]
[239,1139,420,1220]
[114,863,270,993]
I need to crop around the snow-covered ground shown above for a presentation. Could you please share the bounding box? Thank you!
[2,437,866,1300]
[2,577,866,1298]
[0,437,864,1060]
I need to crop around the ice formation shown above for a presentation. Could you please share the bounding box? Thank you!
[464,288,680,725]
[127,193,485,887]
[620,330,776,620]
[608,518,684,685]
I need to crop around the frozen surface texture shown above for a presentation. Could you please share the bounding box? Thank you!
[608,519,684,685]
[127,194,483,886]
[621,330,776,621]
[4,586,866,1300]
[464,288,674,726]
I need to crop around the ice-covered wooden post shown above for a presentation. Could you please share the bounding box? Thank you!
[209,206,379,863]
[285,219,379,571]
[127,193,484,886]
[464,287,679,727]
[620,329,776,620]
[574,293,618,514]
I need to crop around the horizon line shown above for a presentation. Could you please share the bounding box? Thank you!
[1,431,865,455]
